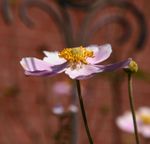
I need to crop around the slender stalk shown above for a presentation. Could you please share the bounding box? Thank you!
[75,80,93,144]
[128,73,140,144]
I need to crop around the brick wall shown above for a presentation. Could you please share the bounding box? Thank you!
[0,0,149,144]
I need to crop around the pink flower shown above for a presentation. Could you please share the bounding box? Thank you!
[20,44,131,79]
[116,107,150,138]
[52,81,71,95]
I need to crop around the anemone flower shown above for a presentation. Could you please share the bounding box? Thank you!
[116,107,150,138]
[20,44,131,79]
[52,104,78,115]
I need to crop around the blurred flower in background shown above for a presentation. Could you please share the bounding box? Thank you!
[52,104,65,115]
[52,81,71,95]
[52,103,78,143]
[116,107,150,138]
[52,104,78,116]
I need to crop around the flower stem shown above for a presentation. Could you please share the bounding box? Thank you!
[128,73,140,144]
[75,80,93,144]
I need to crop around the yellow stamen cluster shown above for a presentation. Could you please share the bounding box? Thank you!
[59,46,94,65]
[141,114,150,125]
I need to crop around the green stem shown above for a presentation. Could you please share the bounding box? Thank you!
[75,80,93,144]
[128,73,140,144]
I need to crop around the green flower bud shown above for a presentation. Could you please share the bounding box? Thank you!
[124,60,138,74]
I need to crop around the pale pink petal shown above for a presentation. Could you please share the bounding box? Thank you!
[75,59,131,79]
[140,125,150,138]
[43,51,66,66]
[116,112,141,133]
[20,57,52,72]
[24,70,56,76]
[20,57,67,76]
[137,107,150,116]
[52,81,71,95]
[86,44,112,64]
[116,112,135,133]
[52,104,65,115]
[95,58,131,72]
[65,64,100,79]
[25,64,66,76]
[68,105,78,113]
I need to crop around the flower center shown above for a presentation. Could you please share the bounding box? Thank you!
[58,46,94,65]
[141,114,150,125]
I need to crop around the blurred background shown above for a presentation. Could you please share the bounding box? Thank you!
[0,0,149,144]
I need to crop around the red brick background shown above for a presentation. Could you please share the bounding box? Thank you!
[0,0,149,144]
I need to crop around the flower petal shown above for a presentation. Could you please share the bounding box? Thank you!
[137,107,150,116]
[86,44,112,64]
[65,64,100,79]
[20,57,52,72]
[116,112,137,133]
[96,58,131,72]
[74,59,131,79]
[25,70,56,76]
[20,57,67,76]
[52,81,71,95]
[68,105,78,113]
[43,51,66,66]
[52,104,65,115]
[140,125,150,138]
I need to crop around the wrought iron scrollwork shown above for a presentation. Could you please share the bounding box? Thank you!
[19,0,74,46]
[108,1,147,50]
[78,0,147,51]
[19,0,63,28]
[1,0,13,24]
[1,0,146,50]
[56,0,95,9]
[21,0,147,50]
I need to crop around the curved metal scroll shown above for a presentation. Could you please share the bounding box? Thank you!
[19,0,64,28]
[80,13,132,46]
[56,0,95,9]
[1,0,13,24]
[19,0,74,46]
[1,0,147,50]
[80,0,147,50]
